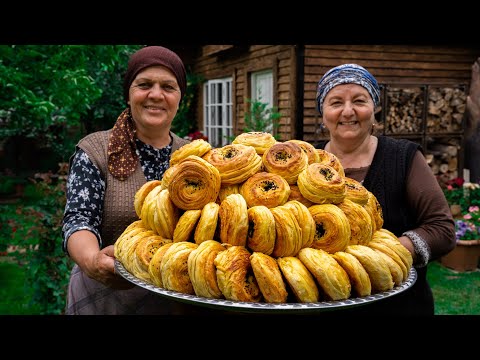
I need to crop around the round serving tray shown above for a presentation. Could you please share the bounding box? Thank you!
[115,259,417,314]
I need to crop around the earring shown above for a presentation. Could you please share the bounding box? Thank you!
[371,122,376,135]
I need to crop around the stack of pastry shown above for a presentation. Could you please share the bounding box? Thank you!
[114,132,413,304]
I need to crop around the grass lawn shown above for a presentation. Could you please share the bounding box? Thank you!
[0,256,479,315]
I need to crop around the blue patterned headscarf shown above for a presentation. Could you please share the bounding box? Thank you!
[315,63,380,116]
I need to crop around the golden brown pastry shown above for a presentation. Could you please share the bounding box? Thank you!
[262,141,309,184]
[172,209,202,243]
[188,240,226,298]
[140,184,164,231]
[371,229,413,274]
[287,184,313,208]
[114,220,148,260]
[121,230,156,274]
[216,183,240,204]
[336,198,373,246]
[364,191,384,232]
[152,188,179,240]
[168,155,221,211]
[286,139,320,164]
[308,204,351,253]
[240,171,291,208]
[283,200,315,250]
[343,177,369,206]
[250,252,288,303]
[193,202,220,244]
[345,244,394,293]
[148,242,174,288]
[270,204,303,257]
[131,235,172,282]
[374,249,404,286]
[160,241,198,294]
[134,180,162,218]
[316,148,345,177]
[277,256,319,303]
[246,205,276,256]
[298,247,351,301]
[297,163,346,204]
[169,139,212,166]
[332,251,371,297]
[203,144,263,185]
[232,131,277,155]
[214,245,262,302]
[160,164,177,190]
[218,193,249,246]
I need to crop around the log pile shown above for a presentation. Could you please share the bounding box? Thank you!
[385,87,424,134]
[425,138,460,183]
[427,87,466,133]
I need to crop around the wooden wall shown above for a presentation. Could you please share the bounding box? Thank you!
[303,45,480,144]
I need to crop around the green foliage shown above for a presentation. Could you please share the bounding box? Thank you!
[0,45,143,162]
[0,169,73,314]
[242,98,282,139]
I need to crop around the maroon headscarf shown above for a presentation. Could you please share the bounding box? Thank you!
[108,46,186,181]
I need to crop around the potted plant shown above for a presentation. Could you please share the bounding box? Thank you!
[440,204,480,272]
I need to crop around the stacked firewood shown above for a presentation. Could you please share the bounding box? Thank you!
[385,87,424,134]
[427,87,466,133]
[425,138,460,183]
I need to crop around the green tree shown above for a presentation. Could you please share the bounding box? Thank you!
[243,98,282,139]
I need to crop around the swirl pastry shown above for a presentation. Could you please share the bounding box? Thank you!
[370,229,413,275]
[246,205,276,255]
[262,141,309,184]
[140,185,164,231]
[169,139,212,166]
[374,249,404,286]
[193,202,220,244]
[283,200,315,250]
[298,247,351,301]
[114,220,148,260]
[270,204,303,258]
[160,164,177,190]
[152,188,179,240]
[297,163,346,205]
[250,252,288,303]
[332,251,371,297]
[160,241,198,294]
[336,198,373,246]
[240,171,291,208]
[287,184,313,208]
[232,131,277,155]
[148,242,174,288]
[218,193,249,246]
[168,155,221,211]
[203,144,263,185]
[277,256,319,303]
[216,183,240,204]
[286,139,320,164]
[134,180,162,218]
[131,235,172,282]
[214,245,262,302]
[316,148,345,177]
[364,191,384,232]
[343,177,369,206]
[173,209,202,243]
[308,204,351,253]
[188,240,226,298]
[121,230,156,274]
[345,244,394,293]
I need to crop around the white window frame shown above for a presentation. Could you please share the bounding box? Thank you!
[203,77,233,147]
[251,69,274,133]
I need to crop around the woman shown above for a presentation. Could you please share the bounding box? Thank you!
[315,64,456,316]
[62,46,207,314]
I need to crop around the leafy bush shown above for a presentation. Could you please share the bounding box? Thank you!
[243,98,282,139]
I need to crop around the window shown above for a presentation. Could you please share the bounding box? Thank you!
[251,70,273,108]
[203,78,233,147]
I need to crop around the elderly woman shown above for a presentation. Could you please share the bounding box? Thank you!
[315,64,456,315]
[62,46,206,315]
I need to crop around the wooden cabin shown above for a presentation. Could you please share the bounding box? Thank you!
[174,45,480,184]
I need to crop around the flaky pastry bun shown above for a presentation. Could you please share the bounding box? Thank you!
[316,148,345,177]
[134,180,162,218]
[336,198,373,246]
[168,155,221,210]
[270,204,303,257]
[160,241,198,294]
[343,177,369,206]
[240,171,291,208]
[169,139,212,166]
[172,209,202,243]
[332,251,371,297]
[148,242,174,288]
[286,139,320,164]
[203,144,263,185]
[262,141,309,184]
[218,193,249,246]
[214,245,262,302]
[232,131,277,155]
[250,252,288,303]
[308,204,351,253]
[246,205,276,255]
[297,163,346,204]
[193,202,220,244]
[287,184,313,208]
[364,191,384,232]
[277,256,319,303]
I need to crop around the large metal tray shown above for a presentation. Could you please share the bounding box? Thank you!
[115,259,417,314]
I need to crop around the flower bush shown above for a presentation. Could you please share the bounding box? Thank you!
[455,205,480,241]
